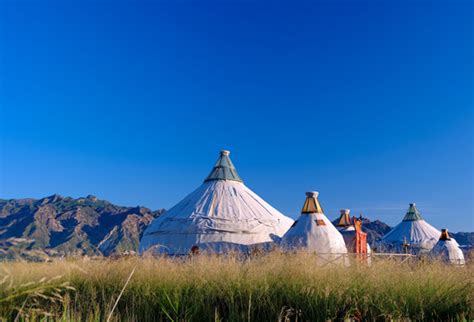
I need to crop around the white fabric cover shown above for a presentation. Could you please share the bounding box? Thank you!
[430,239,465,265]
[280,212,348,254]
[338,225,371,254]
[139,180,294,255]
[339,226,356,250]
[381,219,440,252]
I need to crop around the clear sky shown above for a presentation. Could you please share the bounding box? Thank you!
[0,1,472,231]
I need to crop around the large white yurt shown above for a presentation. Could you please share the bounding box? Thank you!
[280,192,348,255]
[380,203,440,253]
[139,150,294,255]
[430,229,465,265]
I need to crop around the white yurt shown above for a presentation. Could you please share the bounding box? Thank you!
[336,209,372,256]
[280,191,348,256]
[430,229,465,265]
[139,150,294,255]
[380,203,440,253]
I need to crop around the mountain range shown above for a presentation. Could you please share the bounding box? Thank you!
[0,195,163,258]
[0,195,472,258]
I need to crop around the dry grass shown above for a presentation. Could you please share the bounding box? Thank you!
[0,252,472,321]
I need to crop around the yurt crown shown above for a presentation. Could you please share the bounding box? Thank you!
[301,191,324,214]
[204,149,243,183]
[403,202,423,221]
[440,229,451,241]
[337,209,352,227]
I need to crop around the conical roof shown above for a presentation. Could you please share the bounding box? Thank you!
[403,203,423,221]
[336,209,352,227]
[280,192,348,254]
[380,203,439,252]
[139,150,293,255]
[204,150,242,182]
[301,191,324,214]
[429,228,465,265]
[439,228,451,241]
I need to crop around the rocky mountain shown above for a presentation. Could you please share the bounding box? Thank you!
[362,219,393,245]
[0,195,164,257]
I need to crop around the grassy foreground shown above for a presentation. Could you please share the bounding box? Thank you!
[0,252,472,321]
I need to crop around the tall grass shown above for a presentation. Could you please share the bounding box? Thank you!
[0,252,472,321]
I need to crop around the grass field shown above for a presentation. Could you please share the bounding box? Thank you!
[0,252,472,321]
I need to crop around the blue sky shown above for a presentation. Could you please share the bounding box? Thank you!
[0,1,472,231]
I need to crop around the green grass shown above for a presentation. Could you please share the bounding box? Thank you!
[0,252,472,321]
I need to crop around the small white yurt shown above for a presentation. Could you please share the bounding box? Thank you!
[336,209,372,256]
[430,229,465,265]
[280,191,348,256]
[139,150,294,255]
[380,203,440,253]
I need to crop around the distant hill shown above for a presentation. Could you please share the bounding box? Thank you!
[450,231,474,247]
[361,219,393,245]
[0,195,164,257]
[1,195,472,258]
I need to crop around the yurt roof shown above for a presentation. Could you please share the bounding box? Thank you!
[204,150,242,182]
[301,191,324,214]
[403,203,423,221]
[336,209,352,227]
